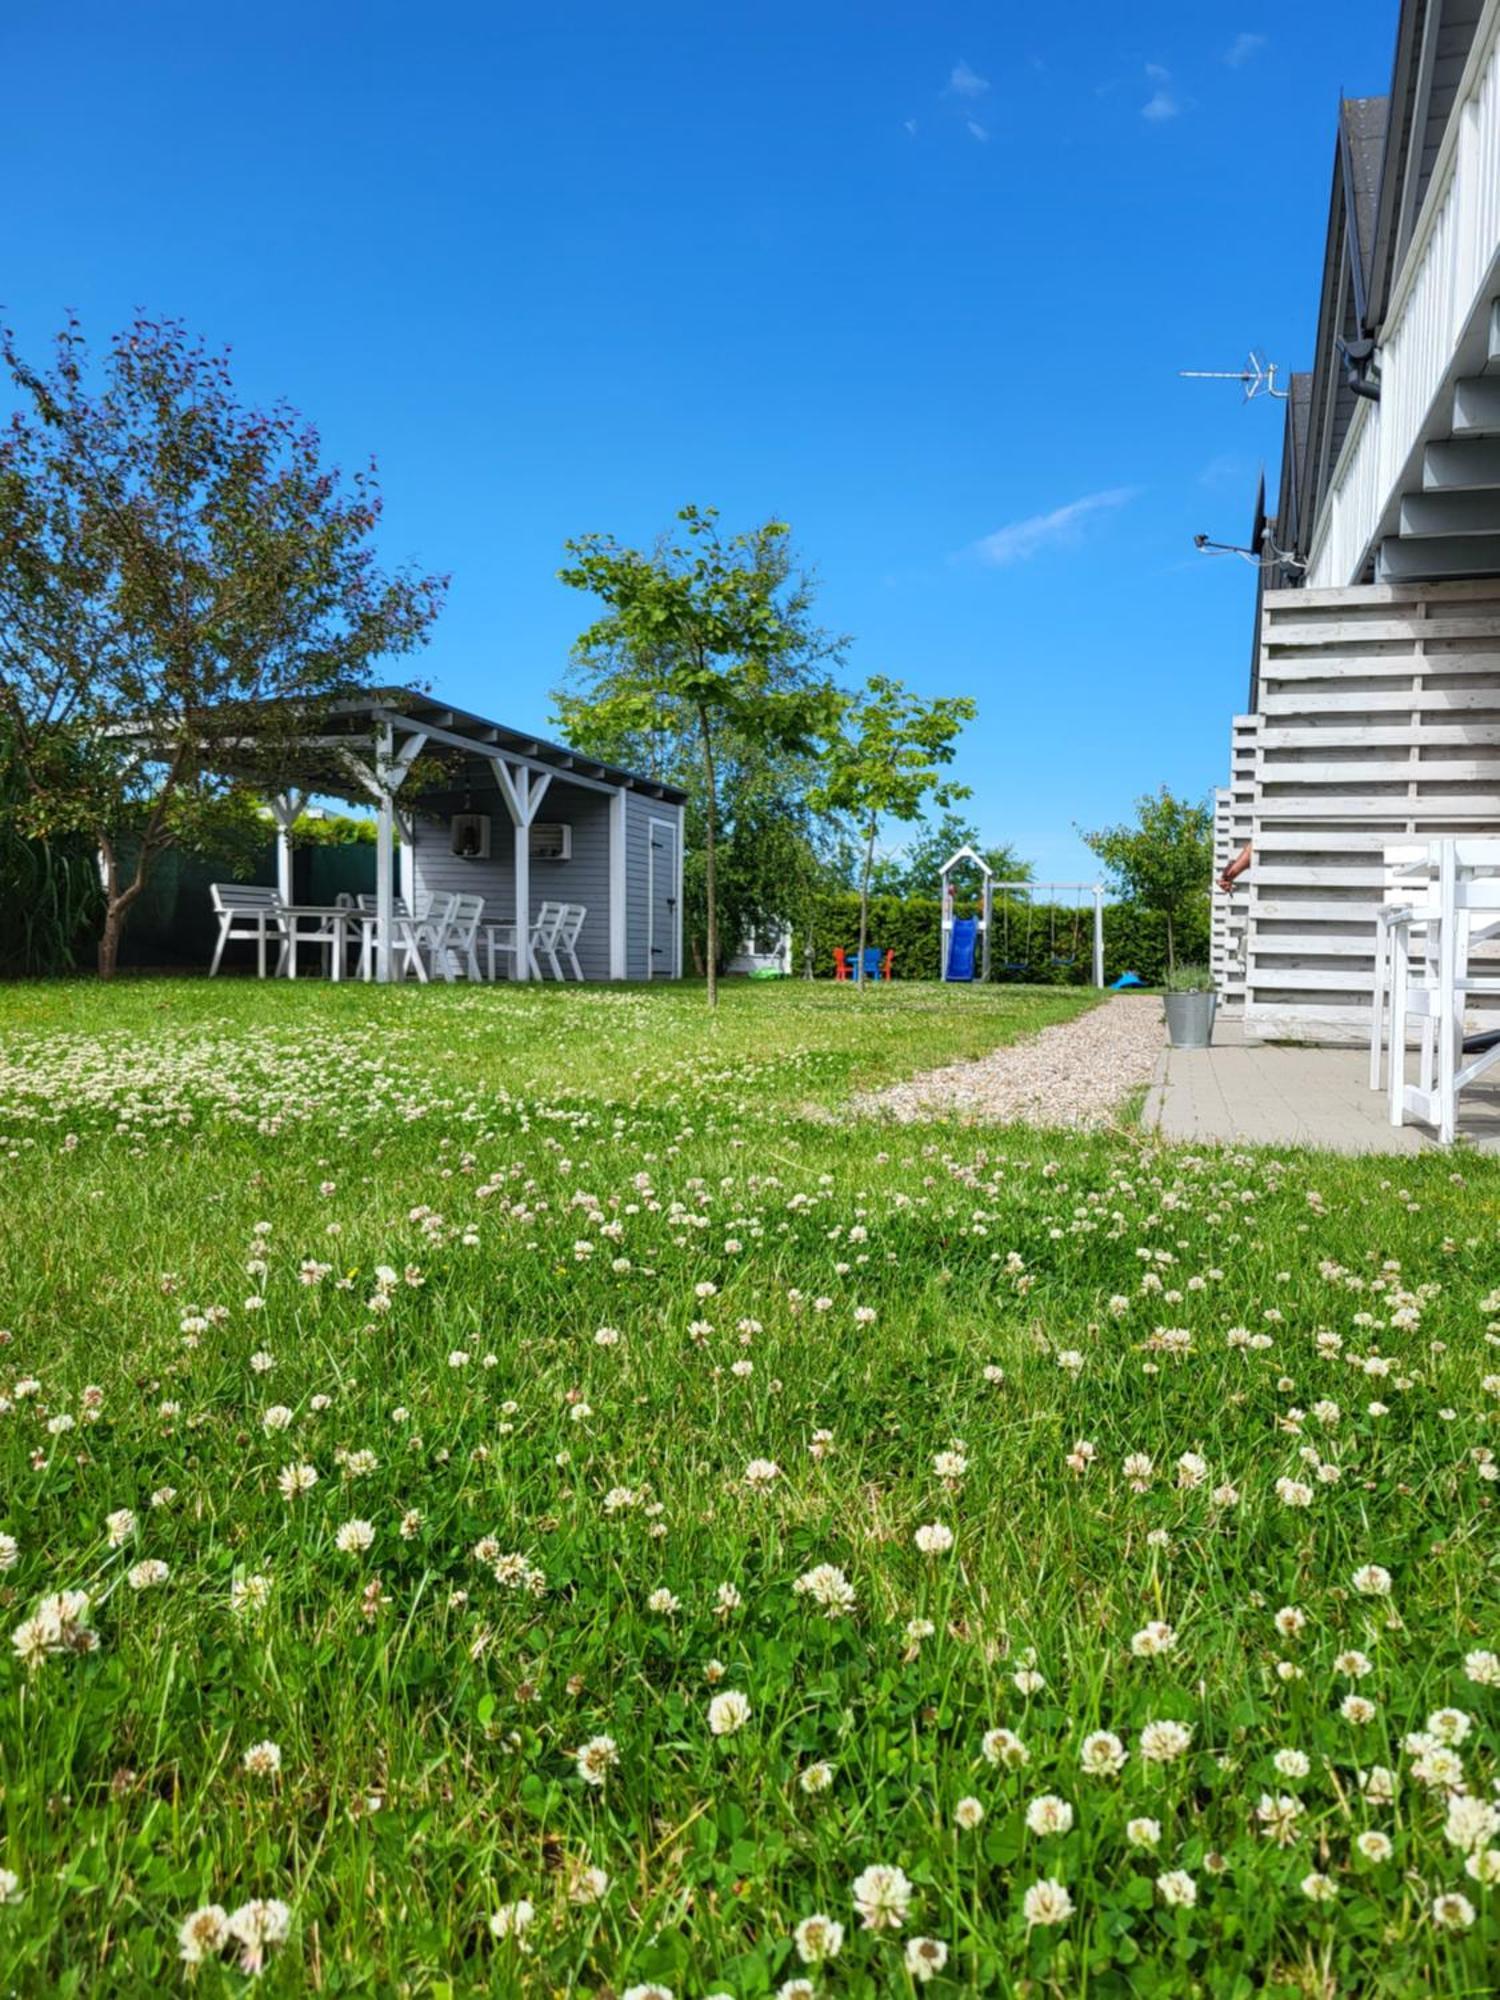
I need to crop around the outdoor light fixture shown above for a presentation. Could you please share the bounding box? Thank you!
[449,812,490,860]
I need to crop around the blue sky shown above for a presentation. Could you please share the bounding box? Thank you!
[3,2,1388,881]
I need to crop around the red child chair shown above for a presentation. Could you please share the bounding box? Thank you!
[833,947,852,981]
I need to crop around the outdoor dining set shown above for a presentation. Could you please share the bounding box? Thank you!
[208,884,589,983]
[1369,837,1500,1144]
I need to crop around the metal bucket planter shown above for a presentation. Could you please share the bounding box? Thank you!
[1164,990,1217,1049]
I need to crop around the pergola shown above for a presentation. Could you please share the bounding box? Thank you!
[128,689,683,982]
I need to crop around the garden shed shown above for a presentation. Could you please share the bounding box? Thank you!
[134,690,687,982]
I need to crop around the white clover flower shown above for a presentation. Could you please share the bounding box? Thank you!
[567,1864,611,1904]
[261,1406,295,1433]
[178,1904,229,1965]
[243,1740,282,1777]
[1021,1877,1074,1927]
[1079,1730,1127,1777]
[1025,1794,1074,1837]
[793,1564,856,1617]
[1355,1829,1392,1863]
[1156,1869,1196,1908]
[0,1534,19,1572]
[1443,1796,1499,1853]
[1273,1748,1311,1780]
[646,1588,680,1615]
[800,1761,835,1794]
[334,1519,374,1555]
[575,1735,619,1786]
[708,1690,751,1738]
[1431,1891,1475,1931]
[1256,1793,1304,1846]
[225,1898,291,1975]
[1300,1872,1337,1904]
[1139,1720,1193,1764]
[905,1936,948,1982]
[954,1796,985,1829]
[792,1913,844,1964]
[1464,1648,1500,1687]
[982,1726,1030,1769]
[1359,1765,1397,1805]
[1131,1620,1176,1658]
[489,1898,534,1943]
[914,1522,954,1556]
[1126,1817,1162,1850]
[851,1862,913,1931]
[744,1458,779,1489]
[127,1559,169,1590]
[1351,1563,1392,1597]
[105,1509,137,1547]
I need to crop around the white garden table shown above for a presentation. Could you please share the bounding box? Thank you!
[280,905,358,981]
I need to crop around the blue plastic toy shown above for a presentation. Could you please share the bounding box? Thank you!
[1111,971,1144,990]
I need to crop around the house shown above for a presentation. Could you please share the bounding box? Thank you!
[179,689,687,981]
[1218,0,1500,1041]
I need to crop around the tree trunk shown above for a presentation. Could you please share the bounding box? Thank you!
[95,834,150,981]
[1165,910,1176,977]
[856,816,876,990]
[699,707,719,1010]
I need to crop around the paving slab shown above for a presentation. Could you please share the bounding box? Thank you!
[1143,1014,1500,1154]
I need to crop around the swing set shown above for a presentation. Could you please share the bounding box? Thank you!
[940,847,1106,987]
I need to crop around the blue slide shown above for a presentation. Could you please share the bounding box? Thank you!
[945,917,978,981]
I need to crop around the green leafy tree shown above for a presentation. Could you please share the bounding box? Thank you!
[0,316,446,976]
[813,675,976,984]
[557,505,841,1006]
[871,810,1033,901]
[1081,785,1214,973]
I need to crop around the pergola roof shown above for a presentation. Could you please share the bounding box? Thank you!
[131,686,689,807]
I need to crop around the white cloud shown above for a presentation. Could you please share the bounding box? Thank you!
[963,488,1140,568]
[948,59,990,99]
[1141,63,1180,121]
[966,118,989,142]
[904,117,919,135]
[1224,32,1266,67]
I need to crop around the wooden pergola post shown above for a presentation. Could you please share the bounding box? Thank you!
[490,757,552,982]
[268,791,304,906]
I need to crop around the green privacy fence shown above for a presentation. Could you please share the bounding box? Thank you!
[120,842,377,969]
[796,893,1210,986]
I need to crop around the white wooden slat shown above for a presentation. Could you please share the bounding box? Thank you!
[1240,580,1500,1042]
[1259,686,1500,714]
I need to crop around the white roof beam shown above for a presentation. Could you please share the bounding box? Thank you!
[1377,532,1500,580]
[1398,489,1500,536]
[1423,437,1500,488]
[1452,376,1500,436]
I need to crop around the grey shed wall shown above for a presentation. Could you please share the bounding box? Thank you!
[409,776,614,979]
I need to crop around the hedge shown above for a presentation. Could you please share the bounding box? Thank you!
[794,892,1209,986]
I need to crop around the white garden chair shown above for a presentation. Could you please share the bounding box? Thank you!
[209,884,288,979]
[1368,843,1432,1090]
[427,893,485,981]
[553,904,587,981]
[1386,840,1500,1142]
[530,902,567,980]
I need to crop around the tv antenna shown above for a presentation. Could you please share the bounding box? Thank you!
[1179,350,1288,401]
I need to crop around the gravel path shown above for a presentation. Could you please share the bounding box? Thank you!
[854,994,1164,1128]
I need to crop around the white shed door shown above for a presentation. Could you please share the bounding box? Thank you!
[647,817,678,978]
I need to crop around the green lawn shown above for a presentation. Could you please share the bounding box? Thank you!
[0,978,1495,1997]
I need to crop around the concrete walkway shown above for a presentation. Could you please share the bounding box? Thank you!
[1142,1013,1500,1154]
